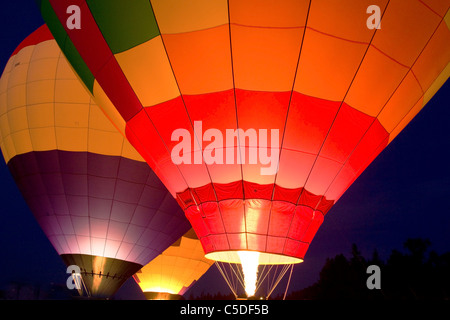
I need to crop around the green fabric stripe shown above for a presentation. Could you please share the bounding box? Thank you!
[86,0,160,54]
[39,0,95,92]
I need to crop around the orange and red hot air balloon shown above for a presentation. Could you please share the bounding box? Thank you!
[34,0,449,297]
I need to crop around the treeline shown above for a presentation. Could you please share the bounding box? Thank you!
[284,238,450,300]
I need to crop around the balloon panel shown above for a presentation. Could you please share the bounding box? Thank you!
[133,229,214,297]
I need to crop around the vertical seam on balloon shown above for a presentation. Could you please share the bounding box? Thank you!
[227,0,247,251]
[53,45,74,256]
[320,10,446,205]
[298,0,391,213]
[275,0,312,257]
[120,160,152,265]
[148,0,231,252]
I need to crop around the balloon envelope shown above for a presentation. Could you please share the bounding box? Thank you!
[0,25,191,298]
[133,228,214,300]
[37,0,450,264]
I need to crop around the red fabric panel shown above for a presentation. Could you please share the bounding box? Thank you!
[320,102,374,163]
[235,89,290,137]
[265,236,287,255]
[214,181,244,201]
[193,184,216,203]
[267,201,296,237]
[12,25,53,56]
[126,109,188,195]
[227,233,247,250]
[272,185,303,203]
[219,199,245,234]
[288,206,314,240]
[183,185,328,260]
[245,199,271,234]
[283,92,340,154]
[201,202,226,235]
[302,212,324,243]
[96,58,143,120]
[243,181,274,199]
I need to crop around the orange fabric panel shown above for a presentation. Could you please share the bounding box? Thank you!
[294,29,368,101]
[151,0,229,34]
[378,71,423,133]
[412,20,450,94]
[307,0,388,43]
[419,0,450,17]
[372,0,442,68]
[231,24,303,91]
[345,46,408,117]
[229,0,309,27]
[163,25,233,95]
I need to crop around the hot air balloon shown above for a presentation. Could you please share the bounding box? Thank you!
[132,228,214,300]
[36,0,450,297]
[0,25,191,299]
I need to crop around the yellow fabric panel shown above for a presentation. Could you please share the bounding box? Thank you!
[6,84,26,109]
[372,0,442,68]
[1,56,14,77]
[29,127,57,151]
[307,0,387,43]
[27,57,58,82]
[345,46,408,117]
[55,127,88,152]
[30,40,60,61]
[88,129,125,158]
[1,136,15,164]
[8,64,29,89]
[162,25,233,95]
[115,36,179,107]
[7,106,28,133]
[92,80,127,137]
[378,71,423,133]
[26,80,55,105]
[151,0,229,34]
[54,102,89,128]
[10,130,32,156]
[294,29,368,101]
[135,231,213,296]
[26,103,54,128]
[87,99,119,132]
[388,97,424,143]
[412,21,450,94]
[121,138,144,162]
[55,79,91,104]
[232,24,303,91]
[0,113,11,145]
[229,0,309,27]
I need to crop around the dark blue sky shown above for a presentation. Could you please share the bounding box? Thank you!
[0,0,448,299]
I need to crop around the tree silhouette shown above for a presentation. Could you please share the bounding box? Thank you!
[287,238,449,300]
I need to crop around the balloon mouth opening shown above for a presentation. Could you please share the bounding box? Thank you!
[204,250,303,265]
